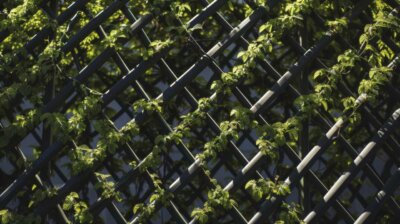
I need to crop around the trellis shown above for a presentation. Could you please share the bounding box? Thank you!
[0,0,400,223]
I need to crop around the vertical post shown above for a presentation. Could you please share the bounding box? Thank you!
[299,17,311,214]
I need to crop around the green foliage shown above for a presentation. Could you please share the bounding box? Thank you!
[191,185,237,224]
[237,43,263,63]
[41,112,69,141]
[359,9,400,47]
[67,94,103,136]
[120,120,140,139]
[102,26,129,50]
[0,109,41,147]
[28,184,57,208]
[63,192,93,223]
[0,210,13,224]
[254,0,270,9]
[137,39,173,60]
[171,2,191,18]
[256,117,300,161]
[197,106,257,162]
[0,209,41,224]
[132,98,163,114]
[63,192,79,211]
[94,172,122,201]
[70,144,96,175]
[133,174,170,222]
[245,178,291,201]
[295,94,325,115]
[276,203,305,224]
[326,17,348,33]
[256,138,278,161]
[358,66,393,102]
[1,0,399,223]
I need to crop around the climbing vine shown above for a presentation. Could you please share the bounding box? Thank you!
[0,0,399,223]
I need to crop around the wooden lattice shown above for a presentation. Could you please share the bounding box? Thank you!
[1,0,400,223]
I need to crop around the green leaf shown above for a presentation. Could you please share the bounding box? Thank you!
[133,203,143,214]
[312,69,326,81]
[149,194,159,203]
[189,23,203,32]
[191,208,208,224]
